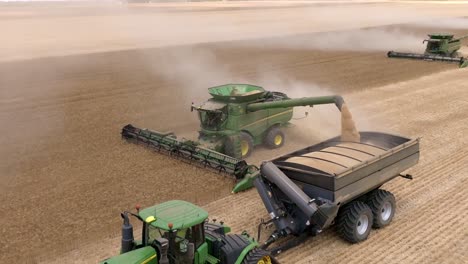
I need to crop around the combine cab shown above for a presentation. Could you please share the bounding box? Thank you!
[388,33,468,68]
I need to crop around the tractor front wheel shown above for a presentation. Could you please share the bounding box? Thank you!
[264,126,285,149]
[242,248,277,264]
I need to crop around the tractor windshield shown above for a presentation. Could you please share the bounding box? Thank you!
[148,225,166,241]
[146,223,205,263]
[198,109,226,130]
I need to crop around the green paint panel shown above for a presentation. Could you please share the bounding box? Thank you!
[139,200,209,231]
[100,246,156,264]
[234,242,259,264]
[195,242,209,264]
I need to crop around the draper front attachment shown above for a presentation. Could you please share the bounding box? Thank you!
[121,124,251,180]
[387,51,467,68]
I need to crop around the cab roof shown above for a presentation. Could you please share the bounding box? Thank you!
[428,33,454,39]
[198,100,226,111]
[139,200,209,231]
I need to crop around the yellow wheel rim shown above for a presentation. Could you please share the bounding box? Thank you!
[274,135,283,146]
[241,140,249,157]
[257,256,272,264]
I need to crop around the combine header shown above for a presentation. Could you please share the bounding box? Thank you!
[123,84,349,190]
[388,33,468,68]
[122,124,253,180]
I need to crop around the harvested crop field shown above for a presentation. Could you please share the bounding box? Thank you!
[1,1,467,263]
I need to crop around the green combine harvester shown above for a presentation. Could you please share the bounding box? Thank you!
[122,84,345,189]
[388,33,468,68]
[100,200,277,264]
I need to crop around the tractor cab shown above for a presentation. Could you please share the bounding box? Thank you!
[139,200,209,264]
[101,200,209,264]
[102,200,276,264]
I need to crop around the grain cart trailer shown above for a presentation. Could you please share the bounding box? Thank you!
[254,132,420,254]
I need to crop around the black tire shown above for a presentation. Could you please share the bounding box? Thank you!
[224,135,242,159]
[242,248,277,264]
[239,132,254,158]
[366,189,396,228]
[264,126,285,149]
[337,201,373,243]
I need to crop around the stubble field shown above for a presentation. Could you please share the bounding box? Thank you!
[0,1,467,263]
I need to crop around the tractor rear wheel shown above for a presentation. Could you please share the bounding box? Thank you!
[242,248,276,264]
[240,132,254,158]
[337,201,373,243]
[366,189,396,228]
[264,126,285,149]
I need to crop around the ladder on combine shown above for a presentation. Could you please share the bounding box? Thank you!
[121,124,253,179]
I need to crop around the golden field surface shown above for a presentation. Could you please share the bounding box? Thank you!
[0,1,467,263]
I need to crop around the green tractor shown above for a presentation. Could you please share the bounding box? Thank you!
[101,200,276,264]
[388,33,468,68]
[122,84,344,183]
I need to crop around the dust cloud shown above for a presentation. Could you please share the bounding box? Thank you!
[245,28,426,53]
[144,48,235,104]
[417,17,468,30]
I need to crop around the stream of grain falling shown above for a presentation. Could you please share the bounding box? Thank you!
[340,103,361,142]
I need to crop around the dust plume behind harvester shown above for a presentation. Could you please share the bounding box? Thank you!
[122,84,360,192]
[388,33,468,68]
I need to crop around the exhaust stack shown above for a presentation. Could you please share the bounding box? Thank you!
[121,212,134,254]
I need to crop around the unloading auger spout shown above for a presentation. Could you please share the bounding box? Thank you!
[247,95,343,112]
